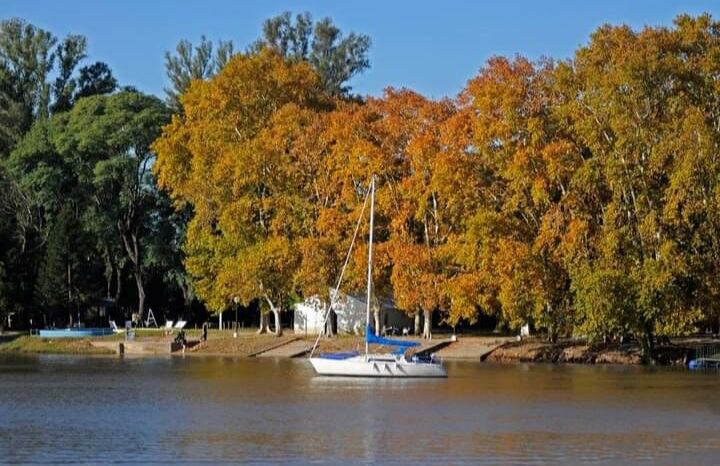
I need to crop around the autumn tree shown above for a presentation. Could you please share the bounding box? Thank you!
[372,90,461,339]
[309,95,412,336]
[154,49,329,335]
[457,56,580,340]
[551,15,720,356]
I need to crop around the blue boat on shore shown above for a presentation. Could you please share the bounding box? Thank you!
[38,328,114,338]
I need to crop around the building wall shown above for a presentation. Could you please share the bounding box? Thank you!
[293,290,414,335]
[293,296,326,334]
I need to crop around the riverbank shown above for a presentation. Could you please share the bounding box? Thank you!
[483,337,704,365]
[0,334,115,355]
[0,331,377,357]
[0,331,712,365]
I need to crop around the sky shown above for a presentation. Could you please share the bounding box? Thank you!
[2,1,718,100]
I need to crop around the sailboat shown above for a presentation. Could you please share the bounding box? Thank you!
[309,176,447,378]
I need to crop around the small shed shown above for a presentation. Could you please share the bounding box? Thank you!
[293,289,413,335]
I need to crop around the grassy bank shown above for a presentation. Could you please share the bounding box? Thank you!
[0,331,420,358]
[0,335,115,355]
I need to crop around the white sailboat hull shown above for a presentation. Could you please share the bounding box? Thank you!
[310,354,447,378]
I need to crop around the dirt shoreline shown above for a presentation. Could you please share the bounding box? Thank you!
[0,332,711,366]
[483,338,704,365]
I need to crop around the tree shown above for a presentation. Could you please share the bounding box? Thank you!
[0,176,19,330]
[50,34,87,113]
[0,18,103,158]
[163,36,234,113]
[11,91,170,320]
[0,18,56,155]
[35,204,85,324]
[75,62,117,100]
[77,92,169,320]
[252,12,371,97]
[154,49,328,335]
[0,260,8,330]
[365,90,459,339]
[455,56,580,339]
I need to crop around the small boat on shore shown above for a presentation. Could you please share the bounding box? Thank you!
[38,327,114,338]
[309,176,447,378]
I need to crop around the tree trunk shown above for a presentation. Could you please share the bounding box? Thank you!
[67,262,73,310]
[105,265,112,298]
[414,312,421,335]
[114,264,123,305]
[324,304,335,337]
[180,280,192,308]
[373,307,381,336]
[134,269,145,321]
[257,311,269,334]
[262,295,283,337]
[119,222,144,326]
[641,322,654,364]
[272,306,283,336]
[102,243,113,298]
[423,309,432,340]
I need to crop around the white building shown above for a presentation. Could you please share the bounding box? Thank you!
[293,289,414,335]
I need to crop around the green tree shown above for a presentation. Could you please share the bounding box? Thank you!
[73,92,170,319]
[74,61,117,100]
[0,18,56,155]
[50,34,87,113]
[35,204,86,323]
[7,90,169,321]
[252,11,371,96]
[163,35,234,113]
[0,18,99,158]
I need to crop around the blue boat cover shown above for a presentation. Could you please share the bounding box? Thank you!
[319,351,359,360]
[366,325,419,348]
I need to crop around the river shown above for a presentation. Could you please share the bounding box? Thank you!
[1,354,719,465]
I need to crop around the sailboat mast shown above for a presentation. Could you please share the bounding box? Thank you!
[365,175,375,357]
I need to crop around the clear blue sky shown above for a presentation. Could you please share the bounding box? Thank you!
[2,1,717,99]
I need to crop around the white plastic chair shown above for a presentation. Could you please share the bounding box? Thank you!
[109,320,124,333]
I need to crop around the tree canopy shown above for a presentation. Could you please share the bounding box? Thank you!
[5,12,720,360]
[154,13,720,356]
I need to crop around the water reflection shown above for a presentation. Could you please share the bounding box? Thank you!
[1,355,720,464]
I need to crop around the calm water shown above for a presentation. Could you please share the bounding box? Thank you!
[1,355,720,465]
